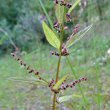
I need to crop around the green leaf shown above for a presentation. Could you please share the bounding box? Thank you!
[59,94,81,103]
[59,95,72,103]
[56,3,64,23]
[39,0,59,38]
[65,24,93,49]
[73,94,82,97]
[8,77,48,86]
[53,73,69,90]
[68,0,81,14]
[42,21,60,50]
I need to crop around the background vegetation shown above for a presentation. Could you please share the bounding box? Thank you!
[0,0,110,109]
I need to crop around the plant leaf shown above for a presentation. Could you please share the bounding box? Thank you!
[39,0,59,38]
[42,21,60,50]
[59,94,81,103]
[56,3,64,23]
[59,95,72,103]
[53,73,69,90]
[73,94,82,97]
[8,77,48,86]
[68,0,81,14]
[65,24,93,49]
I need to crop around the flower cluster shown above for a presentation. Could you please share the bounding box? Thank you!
[50,48,69,56]
[54,0,72,9]
[11,53,47,82]
[54,0,58,4]
[54,0,72,26]
[67,24,79,40]
[65,13,71,23]
[53,22,61,33]
[53,22,68,33]
[48,76,87,94]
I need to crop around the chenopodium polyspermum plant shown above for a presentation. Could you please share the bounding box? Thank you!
[11,0,93,109]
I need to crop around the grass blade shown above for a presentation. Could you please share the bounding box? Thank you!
[66,56,89,110]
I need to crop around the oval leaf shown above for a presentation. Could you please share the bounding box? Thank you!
[8,77,48,86]
[42,21,60,50]
[53,73,69,90]
[59,94,81,103]
[56,3,64,23]
[65,24,93,49]
[68,0,81,14]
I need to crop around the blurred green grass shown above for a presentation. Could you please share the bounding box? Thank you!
[0,22,110,110]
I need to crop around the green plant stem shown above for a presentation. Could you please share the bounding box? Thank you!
[66,56,89,110]
[52,3,67,110]
[93,29,100,110]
